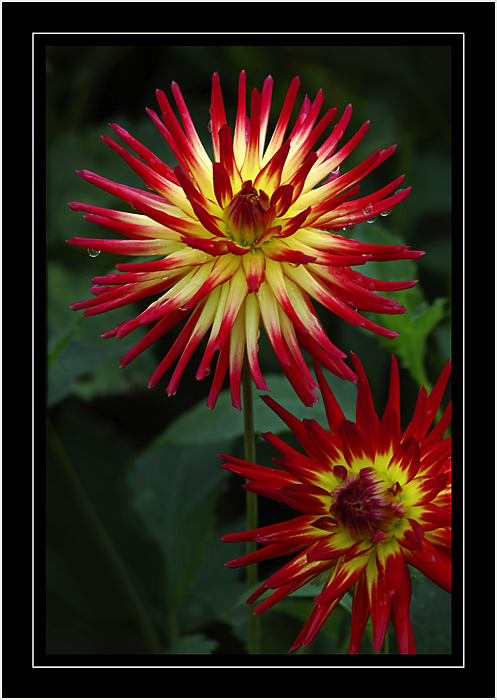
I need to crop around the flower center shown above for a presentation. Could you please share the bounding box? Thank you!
[330,467,405,542]
[223,181,269,247]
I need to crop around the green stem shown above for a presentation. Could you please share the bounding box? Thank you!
[242,358,260,655]
[46,415,162,654]
[378,631,389,654]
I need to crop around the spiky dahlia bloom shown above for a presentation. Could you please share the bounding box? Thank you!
[68,71,422,409]
[221,354,451,653]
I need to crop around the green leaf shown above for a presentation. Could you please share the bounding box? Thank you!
[128,440,228,613]
[409,570,451,654]
[179,523,246,635]
[153,372,357,447]
[371,290,447,390]
[353,224,448,390]
[164,633,218,654]
[47,261,156,406]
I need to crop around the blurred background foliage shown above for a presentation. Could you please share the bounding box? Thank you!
[46,43,452,657]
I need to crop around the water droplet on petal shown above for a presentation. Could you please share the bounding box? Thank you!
[380,208,393,217]
[362,205,374,216]
[366,215,378,224]
[342,225,354,233]
[87,248,101,258]
[207,120,213,133]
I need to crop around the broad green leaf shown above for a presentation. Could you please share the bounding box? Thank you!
[153,372,357,447]
[128,440,228,613]
[164,633,218,654]
[371,290,447,390]
[179,524,246,635]
[352,224,448,390]
[409,570,451,654]
[47,262,155,406]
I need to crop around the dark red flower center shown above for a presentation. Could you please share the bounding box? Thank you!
[224,181,269,246]
[330,467,405,542]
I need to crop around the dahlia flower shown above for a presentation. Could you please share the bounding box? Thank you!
[221,353,451,653]
[68,71,422,409]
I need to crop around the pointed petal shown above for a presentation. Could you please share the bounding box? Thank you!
[350,351,381,439]
[242,249,266,292]
[403,539,451,593]
[279,483,330,514]
[375,538,406,597]
[306,529,361,563]
[290,600,340,651]
[387,437,420,484]
[348,573,370,654]
[401,471,449,506]
[314,552,370,605]
[390,563,416,654]
[395,517,425,552]
[212,161,233,209]
[312,361,347,432]
[365,555,392,652]
[262,76,300,164]
[338,420,375,467]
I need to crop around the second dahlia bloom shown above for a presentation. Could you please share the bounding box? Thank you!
[68,71,422,408]
[221,354,451,653]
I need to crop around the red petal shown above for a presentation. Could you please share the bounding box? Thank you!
[263,76,300,161]
[273,453,333,488]
[223,541,303,569]
[314,553,370,605]
[312,361,346,432]
[279,483,330,514]
[212,161,233,209]
[254,140,291,192]
[403,539,451,593]
[188,197,227,237]
[396,518,425,552]
[242,249,266,292]
[366,557,392,652]
[290,600,340,651]
[338,420,375,466]
[390,563,416,654]
[387,437,420,484]
[348,574,371,654]
[375,539,406,597]
[417,503,451,530]
[270,184,294,217]
[350,352,380,439]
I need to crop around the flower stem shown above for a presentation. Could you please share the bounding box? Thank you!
[379,632,390,654]
[46,415,162,654]
[242,358,260,654]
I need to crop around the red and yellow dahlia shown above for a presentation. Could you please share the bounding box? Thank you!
[221,354,451,653]
[68,71,422,408]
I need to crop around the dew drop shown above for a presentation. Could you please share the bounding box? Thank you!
[87,248,101,258]
[380,208,393,217]
[362,205,374,216]
[342,225,354,233]
[366,215,378,224]
[207,120,213,133]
